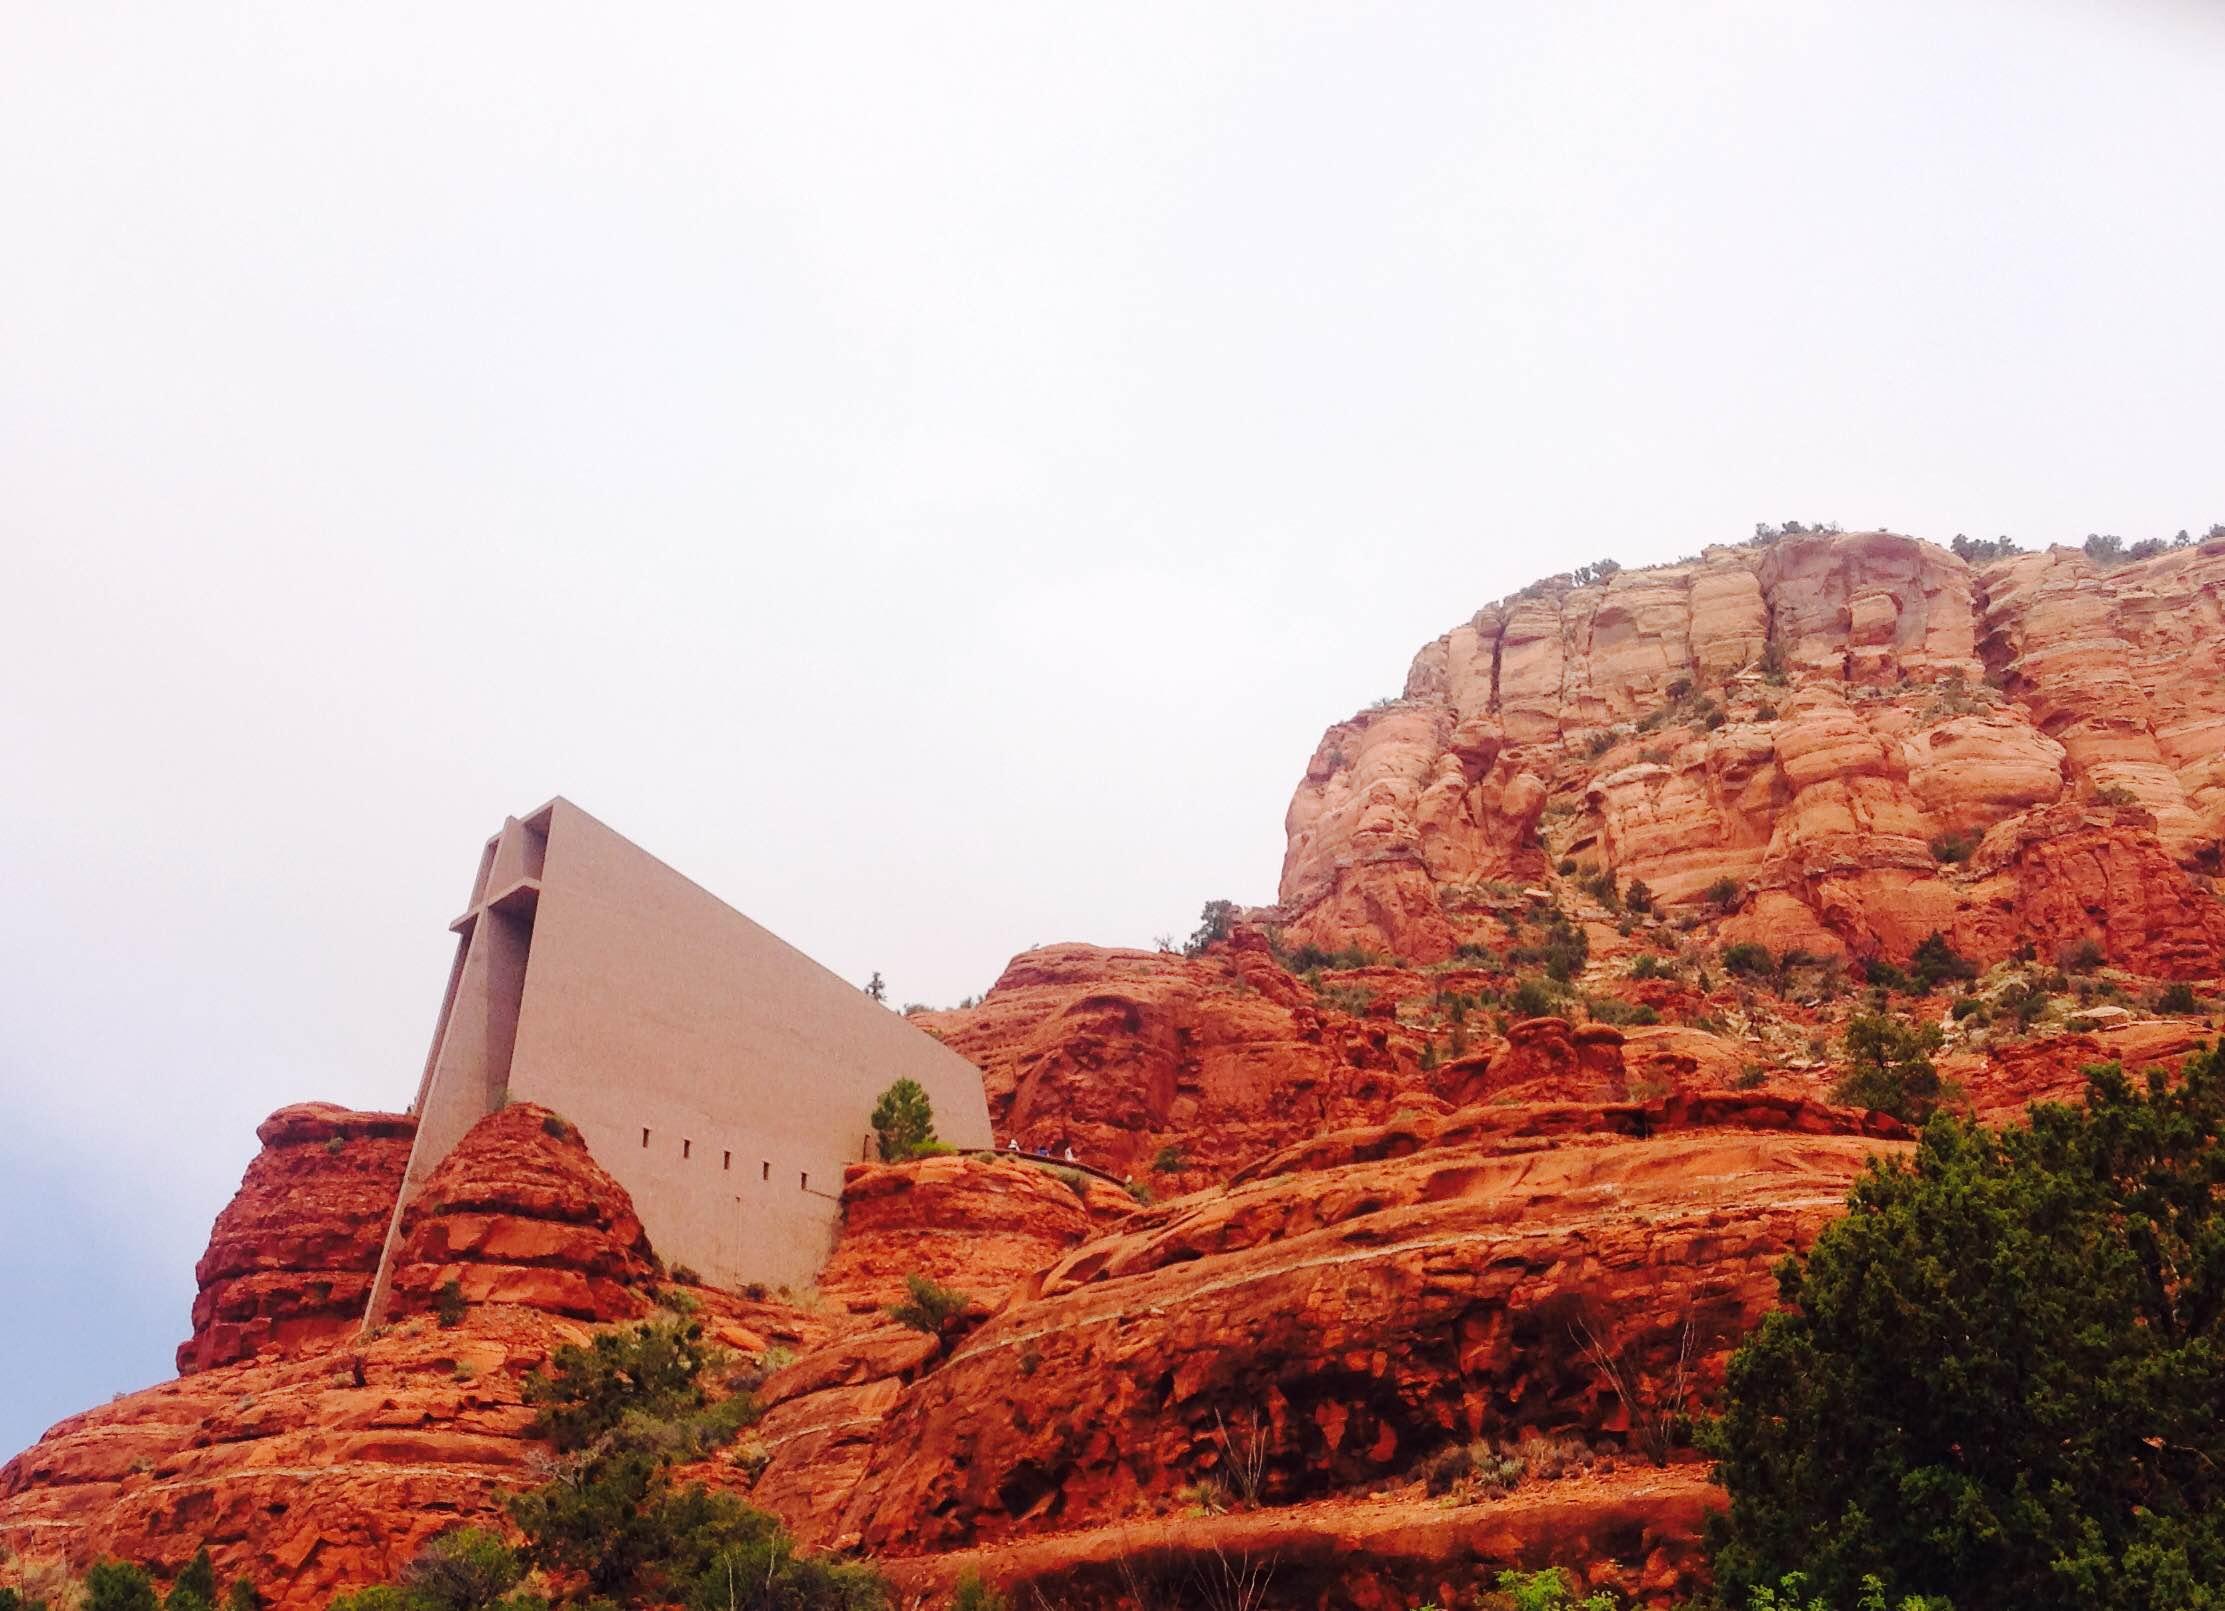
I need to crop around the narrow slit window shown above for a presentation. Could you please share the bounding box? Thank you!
[723,1151,732,1171]
[761,1160,769,1180]
[682,1138,692,1159]
[799,1171,809,1191]
[641,1128,650,1148]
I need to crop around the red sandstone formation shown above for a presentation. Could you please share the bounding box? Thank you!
[1952,801,2225,979]
[1980,534,2225,857]
[1443,1015,1629,1105]
[776,1099,1903,1583]
[885,1474,1721,1610]
[916,929,1431,1181]
[745,1324,949,1548]
[8,1307,573,1611]
[178,1104,418,1375]
[381,1104,657,1324]
[1962,1017,2217,1121]
[817,1152,1112,1315]
[1281,706,1548,963]
[1275,532,2225,974]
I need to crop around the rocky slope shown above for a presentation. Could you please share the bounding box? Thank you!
[378,1104,659,1324]
[739,1082,1917,1608]
[815,1151,1129,1316]
[1276,531,2225,972]
[913,928,1418,1184]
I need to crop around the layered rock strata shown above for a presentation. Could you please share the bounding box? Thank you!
[916,929,1427,1180]
[816,1151,1118,1315]
[756,1097,1903,1586]
[1275,533,2225,974]
[178,1104,417,1375]
[12,525,2224,1611]
[381,1103,656,1324]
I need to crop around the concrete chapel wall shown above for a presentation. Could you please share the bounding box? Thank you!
[502,800,991,1290]
[366,797,991,1318]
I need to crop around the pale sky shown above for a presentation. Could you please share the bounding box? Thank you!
[4,1,2222,1457]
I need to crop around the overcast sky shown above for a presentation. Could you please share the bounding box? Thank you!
[4,1,2222,1457]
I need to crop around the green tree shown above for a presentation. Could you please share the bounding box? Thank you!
[510,1453,735,1600]
[86,1564,158,1611]
[1722,943,1775,979]
[1706,1047,2225,1609]
[1950,534,2020,564]
[684,1532,886,1611]
[327,1589,426,1611]
[165,1551,217,1611]
[868,1078,936,1161]
[1906,932,1977,994]
[1488,1567,1617,1611]
[1742,1574,1948,1611]
[505,1397,858,1611]
[505,1431,877,1609]
[1184,899,1238,957]
[524,1316,723,1452]
[1511,915,1589,982]
[1510,977,1559,1019]
[1831,1012,1947,1124]
[321,1305,867,1611]
[397,1530,522,1611]
[948,1571,1009,1611]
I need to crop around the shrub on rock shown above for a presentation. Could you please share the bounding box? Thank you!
[1831,1012,1947,1124]
[884,1272,973,1338]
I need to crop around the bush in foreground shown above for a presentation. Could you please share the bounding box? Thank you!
[1706,1045,2225,1609]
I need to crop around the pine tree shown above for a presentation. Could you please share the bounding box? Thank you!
[868,1078,935,1160]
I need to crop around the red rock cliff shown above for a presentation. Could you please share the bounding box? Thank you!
[1276,531,2225,973]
